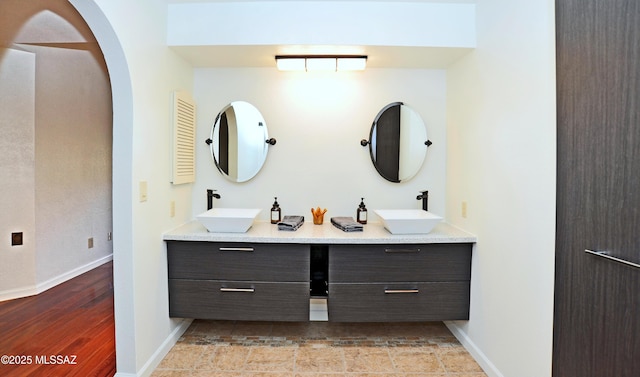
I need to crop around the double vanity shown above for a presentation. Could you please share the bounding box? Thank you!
[163,219,476,322]
[165,99,475,322]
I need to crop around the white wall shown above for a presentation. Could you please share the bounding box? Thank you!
[193,68,447,219]
[31,43,113,284]
[67,1,558,376]
[0,48,36,295]
[445,1,556,376]
[70,0,196,375]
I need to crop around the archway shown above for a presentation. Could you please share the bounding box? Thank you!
[67,0,135,373]
[1,0,133,374]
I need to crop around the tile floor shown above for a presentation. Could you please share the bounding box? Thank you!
[152,320,487,377]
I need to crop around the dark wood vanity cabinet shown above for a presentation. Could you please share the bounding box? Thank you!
[166,240,472,322]
[166,241,310,321]
[328,243,472,322]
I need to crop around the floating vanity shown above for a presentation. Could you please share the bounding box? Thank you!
[163,220,476,322]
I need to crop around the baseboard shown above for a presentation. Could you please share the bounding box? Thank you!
[129,318,193,377]
[444,321,505,377]
[0,284,39,302]
[0,254,113,302]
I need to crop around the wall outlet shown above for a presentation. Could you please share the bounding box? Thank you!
[88,237,94,249]
[139,181,148,202]
[170,201,175,217]
[11,232,23,246]
[108,232,112,241]
[461,201,468,218]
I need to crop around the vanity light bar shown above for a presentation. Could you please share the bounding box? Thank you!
[275,55,367,72]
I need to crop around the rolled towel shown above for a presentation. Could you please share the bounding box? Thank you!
[330,216,363,232]
[278,215,304,231]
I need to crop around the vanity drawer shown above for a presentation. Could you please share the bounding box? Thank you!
[168,279,310,321]
[329,243,472,283]
[328,282,470,322]
[167,241,309,281]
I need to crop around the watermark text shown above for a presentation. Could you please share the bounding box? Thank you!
[1,354,77,365]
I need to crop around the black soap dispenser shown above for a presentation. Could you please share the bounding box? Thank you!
[270,197,281,224]
[356,197,368,224]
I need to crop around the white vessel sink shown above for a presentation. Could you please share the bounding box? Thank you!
[374,209,443,234]
[196,208,261,233]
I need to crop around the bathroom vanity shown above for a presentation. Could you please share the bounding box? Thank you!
[163,221,476,322]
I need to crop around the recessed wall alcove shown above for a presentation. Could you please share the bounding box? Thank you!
[0,0,112,300]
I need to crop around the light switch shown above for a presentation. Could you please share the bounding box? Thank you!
[139,181,148,202]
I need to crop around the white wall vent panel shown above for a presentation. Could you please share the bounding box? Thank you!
[171,91,196,184]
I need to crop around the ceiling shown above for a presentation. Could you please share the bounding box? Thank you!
[165,0,476,69]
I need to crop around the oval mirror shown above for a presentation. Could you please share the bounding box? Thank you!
[208,101,272,182]
[365,102,430,183]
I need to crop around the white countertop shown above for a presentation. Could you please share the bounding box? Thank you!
[163,220,476,244]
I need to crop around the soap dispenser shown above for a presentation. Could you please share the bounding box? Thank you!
[356,198,368,224]
[270,197,281,224]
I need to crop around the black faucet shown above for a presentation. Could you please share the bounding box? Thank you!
[207,189,221,210]
[416,190,429,211]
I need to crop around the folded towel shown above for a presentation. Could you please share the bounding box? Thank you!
[278,215,305,231]
[330,216,363,232]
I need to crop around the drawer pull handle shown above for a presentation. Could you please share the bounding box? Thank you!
[384,289,420,294]
[585,249,640,269]
[219,247,254,252]
[220,288,255,293]
[384,248,420,253]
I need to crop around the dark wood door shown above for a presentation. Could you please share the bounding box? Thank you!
[554,1,640,376]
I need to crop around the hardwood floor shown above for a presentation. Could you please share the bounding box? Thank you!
[0,262,115,377]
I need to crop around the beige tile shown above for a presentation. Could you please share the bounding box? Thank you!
[421,322,455,337]
[343,347,394,373]
[385,322,447,338]
[190,320,235,336]
[190,371,235,377]
[157,343,204,370]
[271,321,316,338]
[311,322,353,338]
[232,321,274,337]
[389,346,445,373]
[339,323,390,338]
[428,336,462,348]
[179,334,207,345]
[150,370,193,377]
[195,345,250,371]
[301,322,341,339]
[437,347,485,373]
[241,373,295,377]
[245,346,296,372]
[308,322,388,339]
[155,321,484,377]
[295,346,345,373]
